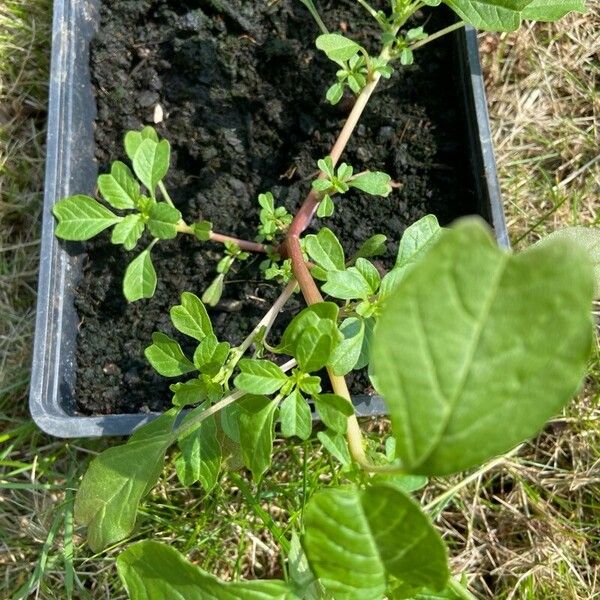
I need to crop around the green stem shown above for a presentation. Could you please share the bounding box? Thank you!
[409,20,465,51]
[448,578,480,600]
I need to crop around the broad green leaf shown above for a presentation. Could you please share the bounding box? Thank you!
[170,376,222,407]
[302,485,449,599]
[53,195,120,240]
[111,214,145,250]
[170,292,213,341]
[305,227,345,271]
[444,0,529,30]
[74,436,171,552]
[353,234,387,260]
[238,395,279,480]
[317,430,351,465]
[193,334,230,376]
[330,317,365,376]
[313,394,353,434]
[396,215,441,268]
[117,540,298,599]
[322,267,373,300]
[372,218,594,475]
[520,0,585,20]
[144,332,196,377]
[146,202,181,239]
[280,303,340,355]
[98,161,140,209]
[175,414,221,491]
[123,249,157,302]
[280,390,312,440]
[295,325,338,372]
[535,226,600,296]
[316,33,362,62]
[132,138,170,196]
[349,172,392,197]
[124,126,159,160]
[235,359,288,395]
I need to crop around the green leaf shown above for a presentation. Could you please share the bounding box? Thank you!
[317,430,351,465]
[350,171,392,196]
[98,161,140,209]
[175,414,221,491]
[238,395,279,481]
[124,126,158,161]
[396,215,442,268]
[330,317,365,376]
[520,0,585,20]
[326,82,344,105]
[170,292,213,341]
[132,138,171,196]
[280,390,312,440]
[353,234,387,260]
[123,249,157,302]
[235,359,288,395]
[317,194,335,217]
[53,195,121,241]
[144,332,196,377]
[74,435,171,552]
[147,202,181,239]
[202,274,224,307]
[322,267,373,300]
[444,0,529,30]
[111,214,145,251]
[280,303,340,355]
[316,33,362,62]
[193,334,230,376]
[372,218,594,476]
[302,485,449,599]
[170,376,222,407]
[117,540,298,599]
[534,226,600,296]
[313,394,353,434]
[305,227,345,271]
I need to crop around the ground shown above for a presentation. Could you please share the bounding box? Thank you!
[1,1,598,598]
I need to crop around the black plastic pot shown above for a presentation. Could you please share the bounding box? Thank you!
[30,0,508,438]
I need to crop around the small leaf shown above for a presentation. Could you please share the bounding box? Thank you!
[53,195,121,240]
[305,227,345,271]
[111,214,144,251]
[117,540,297,599]
[316,33,362,62]
[313,394,353,434]
[98,161,140,209]
[322,267,372,300]
[144,332,196,377]
[147,202,181,239]
[302,485,449,599]
[520,0,586,20]
[132,138,170,196]
[170,292,213,341]
[124,126,158,160]
[317,430,351,465]
[372,218,594,475]
[123,249,157,302]
[235,359,288,395]
[202,274,224,307]
[330,317,365,376]
[349,171,392,197]
[326,82,344,104]
[238,395,279,481]
[280,390,312,440]
[74,435,171,552]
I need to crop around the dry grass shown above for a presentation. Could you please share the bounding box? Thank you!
[0,1,599,599]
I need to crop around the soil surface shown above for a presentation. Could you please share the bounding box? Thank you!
[75,0,478,415]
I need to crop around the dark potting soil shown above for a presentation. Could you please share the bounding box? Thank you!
[75,0,476,415]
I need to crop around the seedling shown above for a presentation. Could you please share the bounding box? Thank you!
[52,0,591,598]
